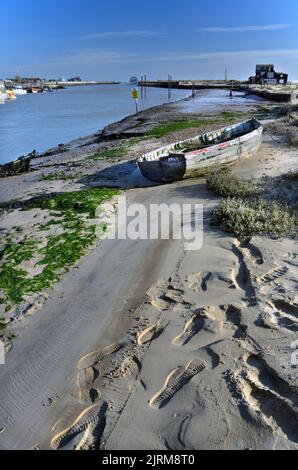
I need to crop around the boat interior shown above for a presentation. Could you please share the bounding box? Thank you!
[173,118,259,154]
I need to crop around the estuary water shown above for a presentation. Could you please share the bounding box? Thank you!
[0,84,189,163]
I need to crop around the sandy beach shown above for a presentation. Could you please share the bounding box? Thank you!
[0,92,297,451]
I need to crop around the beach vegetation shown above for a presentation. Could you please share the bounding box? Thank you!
[146,113,253,139]
[85,146,128,161]
[208,170,297,240]
[0,188,119,309]
[213,198,296,240]
[207,170,260,198]
[40,172,81,181]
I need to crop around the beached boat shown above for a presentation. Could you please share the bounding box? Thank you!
[137,117,263,183]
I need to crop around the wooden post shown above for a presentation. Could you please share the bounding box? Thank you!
[144,74,147,99]
[132,88,139,113]
[230,80,234,97]
[192,81,196,98]
[168,74,172,100]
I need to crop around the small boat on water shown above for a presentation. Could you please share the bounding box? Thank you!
[0,81,7,100]
[13,86,27,96]
[137,118,263,183]
[30,87,43,94]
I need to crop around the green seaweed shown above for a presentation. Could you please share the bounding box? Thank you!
[146,113,252,139]
[0,188,119,308]
[40,172,80,182]
[86,146,128,161]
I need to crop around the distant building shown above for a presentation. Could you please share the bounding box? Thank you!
[68,76,82,82]
[249,64,288,85]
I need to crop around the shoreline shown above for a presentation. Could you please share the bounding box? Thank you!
[0,87,267,167]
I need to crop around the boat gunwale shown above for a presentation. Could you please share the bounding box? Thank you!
[137,118,263,163]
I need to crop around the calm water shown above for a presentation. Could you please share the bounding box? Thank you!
[0,85,262,164]
[0,85,189,163]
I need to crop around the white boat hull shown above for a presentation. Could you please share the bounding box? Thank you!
[138,118,263,183]
[13,89,27,96]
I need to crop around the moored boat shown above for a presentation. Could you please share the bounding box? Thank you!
[0,81,7,100]
[13,86,27,96]
[137,118,263,183]
[30,87,43,94]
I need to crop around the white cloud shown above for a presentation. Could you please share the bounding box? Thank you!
[196,24,291,33]
[82,30,163,40]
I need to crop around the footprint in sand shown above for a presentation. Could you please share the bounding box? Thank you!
[173,315,204,346]
[77,343,123,371]
[259,267,288,284]
[187,272,202,292]
[173,307,227,347]
[236,240,264,266]
[77,366,100,404]
[149,359,206,409]
[137,321,165,346]
[100,356,141,415]
[147,284,184,311]
[263,299,298,333]
[51,402,108,450]
[233,355,298,444]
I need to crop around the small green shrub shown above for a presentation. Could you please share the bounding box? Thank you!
[213,198,296,239]
[207,170,260,198]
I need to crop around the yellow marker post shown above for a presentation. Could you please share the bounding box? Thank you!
[132,88,139,113]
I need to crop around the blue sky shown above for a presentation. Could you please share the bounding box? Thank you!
[1,0,298,80]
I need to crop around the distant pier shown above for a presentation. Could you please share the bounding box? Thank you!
[141,80,298,103]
